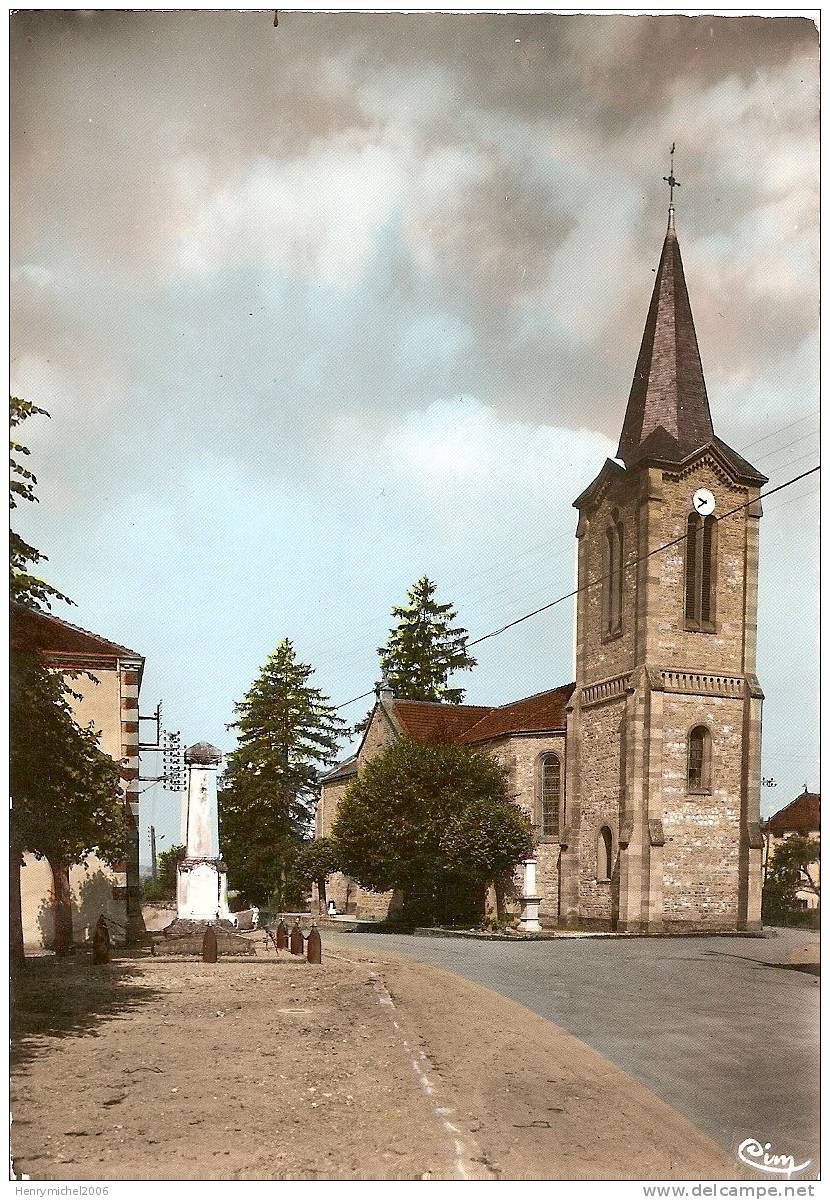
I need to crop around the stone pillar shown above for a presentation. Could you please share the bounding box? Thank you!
[643,678,665,934]
[177,742,230,922]
[617,685,644,932]
[739,681,765,931]
[738,492,764,932]
[519,859,542,933]
[559,691,581,926]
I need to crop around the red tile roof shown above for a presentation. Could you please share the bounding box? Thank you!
[767,792,820,837]
[10,602,144,663]
[385,683,575,747]
[390,700,493,744]
[461,683,575,743]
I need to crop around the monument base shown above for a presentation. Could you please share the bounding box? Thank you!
[152,918,250,957]
[176,856,231,923]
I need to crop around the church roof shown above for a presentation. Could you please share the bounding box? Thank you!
[616,216,766,486]
[379,686,574,746]
[617,217,714,468]
[321,754,358,782]
[766,791,820,837]
[459,683,574,743]
[10,601,144,665]
[389,699,494,743]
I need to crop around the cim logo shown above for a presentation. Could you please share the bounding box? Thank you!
[737,1137,812,1178]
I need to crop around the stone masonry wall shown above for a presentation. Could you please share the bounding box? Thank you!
[357,704,397,764]
[319,706,400,918]
[318,777,349,839]
[661,691,743,928]
[487,733,566,925]
[577,697,625,923]
[580,478,640,686]
[653,460,749,675]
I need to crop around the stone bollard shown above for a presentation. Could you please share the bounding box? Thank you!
[276,920,288,951]
[306,924,322,965]
[289,920,304,956]
[202,924,218,963]
[92,915,111,964]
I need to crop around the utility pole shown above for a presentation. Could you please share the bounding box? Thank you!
[149,825,158,881]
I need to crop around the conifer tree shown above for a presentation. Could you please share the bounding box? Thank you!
[219,640,345,907]
[377,576,476,704]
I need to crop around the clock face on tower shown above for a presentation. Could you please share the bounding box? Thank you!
[692,487,715,516]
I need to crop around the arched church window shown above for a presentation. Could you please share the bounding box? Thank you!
[538,754,561,839]
[597,826,613,882]
[603,511,624,637]
[685,513,716,629]
[687,725,712,793]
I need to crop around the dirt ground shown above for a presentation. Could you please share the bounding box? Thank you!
[11,933,743,1181]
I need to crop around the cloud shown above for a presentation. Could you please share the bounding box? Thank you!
[9,12,819,853]
[173,136,409,286]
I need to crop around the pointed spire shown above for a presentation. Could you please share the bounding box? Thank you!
[616,198,715,469]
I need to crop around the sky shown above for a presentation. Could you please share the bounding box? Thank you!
[10,11,819,867]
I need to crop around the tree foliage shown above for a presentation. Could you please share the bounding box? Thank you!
[10,396,70,610]
[762,834,820,924]
[143,843,185,901]
[9,397,127,896]
[294,837,340,886]
[377,576,476,704]
[10,647,126,868]
[332,737,532,924]
[294,836,341,910]
[218,639,344,907]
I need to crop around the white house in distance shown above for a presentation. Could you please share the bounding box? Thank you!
[763,789,820,911]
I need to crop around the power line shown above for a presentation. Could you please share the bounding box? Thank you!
[755,429,819,463]
[315,412,820,670]
[468,465,819,648]
[315,414,821,679]
[742,409,818,452]
[332,464,819,708]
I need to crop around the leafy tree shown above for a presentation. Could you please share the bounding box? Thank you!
[10,396,70,610]
[11,647,126,958]
[762,834,820,924]
[10,397,127,964]
[294,836,340,912]
[332,737,532,925]
[142,843,185,902]
[377,576,476,704]
[218,640,345,908]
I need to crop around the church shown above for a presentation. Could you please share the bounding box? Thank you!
[317,192,768,934]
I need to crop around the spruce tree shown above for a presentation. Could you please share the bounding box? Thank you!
[377,576,476,704]
[219,640,345,907]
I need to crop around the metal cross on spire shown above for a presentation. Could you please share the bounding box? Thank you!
[663,142,680,207]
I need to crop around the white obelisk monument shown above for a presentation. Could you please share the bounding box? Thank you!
[176,741,231,923]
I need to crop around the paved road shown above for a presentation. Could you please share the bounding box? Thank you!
[327,927,819,1173]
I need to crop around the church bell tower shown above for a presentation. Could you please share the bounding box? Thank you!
[560,160,767,932]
